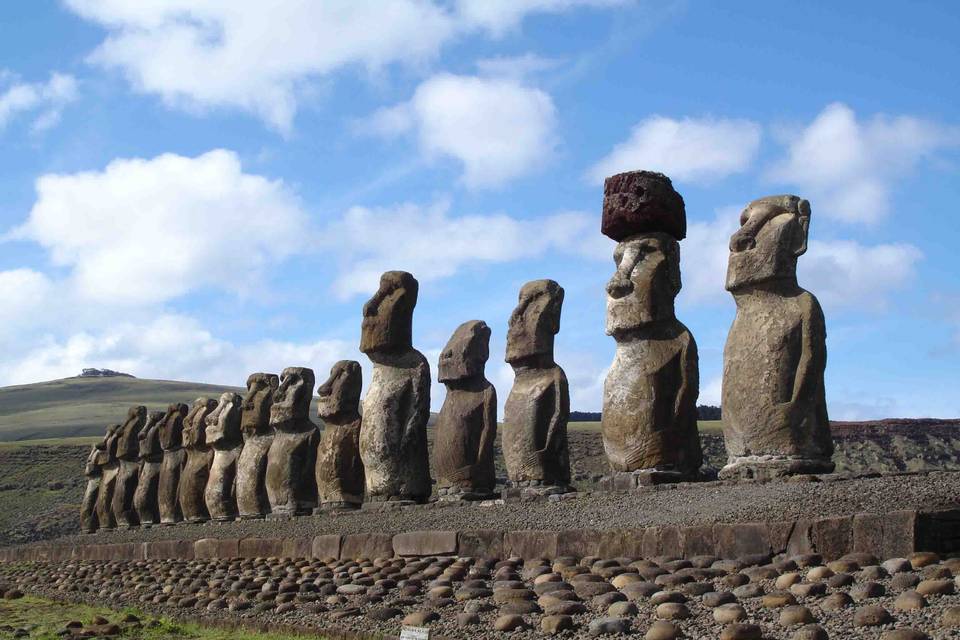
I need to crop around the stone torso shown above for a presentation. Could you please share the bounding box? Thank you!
[434,385,496,491]
[236,432,273,517]
[359,350,431,501]
[266,423,319,515]
[602,323,700,472]
[502,365,570,484]
[315,418,364,505]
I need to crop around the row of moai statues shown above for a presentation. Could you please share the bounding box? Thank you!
[81,168,834,531]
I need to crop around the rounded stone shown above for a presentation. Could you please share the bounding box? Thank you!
[915,579,954,596]
[943,606,960,627]
[826,573,854,588]
[850,582,885,601]
[820,592,853,611]
[402,610,439,626]
[790,582,826,598]
[608,601,638,616]
[853,605,892,627]
[494,614,528,632]
[806,566,833,580]
[703,591,737,607]
[655,602,690,620]
[714,603,748,623]
[776,573,802,589]
[893,590,926,611]
[645,621,680,640]
[588,617,632,636]
[367,607,402,621]
[720,623,763,640]
[881,558,913,574]
[762,591,797,608]
[611,573,641,589]
[791,623,829,640]
[733,584,764,599]
[891,573,921,592]
[881,630,929,640]
[650,591,687,605]
[909,552,939,569]
[500,599,541,615]
[780,605,815,626]
[456,612,480,627]
[541,615,574,635]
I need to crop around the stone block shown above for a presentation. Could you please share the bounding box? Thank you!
[144,540,195,560]
[785,519,814,556]
[282,537,313,559]
[556,530,601,558]
[340,533,394,560]
[810,516,853,561]
[504,530,559,560]
[238,537,284,558]
[311,535,342,560]
[598,529,646,558]
[457,530,503,559]
[393,530,458,557]
[853,511,917,559]
[916,508,960,554]
[679,524,715,557]
[714,522,771,558]
[195,538,240,559]
[642,526,681,558]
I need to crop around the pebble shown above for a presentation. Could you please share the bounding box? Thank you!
[401,610,439,626]
[893,590,927,611]
[588,617,631,636]
[541,614,574,635]
[791,623,829,640]
[655,602,690,620]
[780,605,815,626]
[882,558,913,574]
[853,604,892,627]
[915,579,954,596]
[720,623,763,640]
[714,603,748,623]
[608,601,638,616]
[820,592,853,611]
[645,620,680,640]
[850,581,885,600]
[761,591,797,608]
[494,614,527,631]
[703,591,737,607]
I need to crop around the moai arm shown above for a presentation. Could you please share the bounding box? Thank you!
[543,369,570,458]
[674,333,700,422]
[790,295,826,409]
[401,361,431,453]
[475,384,498,475]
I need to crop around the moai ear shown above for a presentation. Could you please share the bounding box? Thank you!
[792,199,811,257]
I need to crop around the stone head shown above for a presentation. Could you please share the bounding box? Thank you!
[99,423,121,463]
[601,170,686,242]
[116,405,147,460]
[241,372,279,436]
[270,366,316,425]
[84,444,101,477]
[506,279,564,365]
[183,397,217,448]
[205,392,243,446]
[138,410,165,458]
[726,195,810,292]
[605,233,681,336]
[360,270,419,355]
[439,320,491,383]
[317,360,362,421]
[159,403,189,450]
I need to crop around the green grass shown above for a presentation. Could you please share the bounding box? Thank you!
[568,420,725,433]
[0,596,334,640]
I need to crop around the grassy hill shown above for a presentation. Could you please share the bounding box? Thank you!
[0,377,250,442]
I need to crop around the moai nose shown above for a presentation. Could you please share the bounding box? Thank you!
[606,274,634,299]
[730,232,756,253]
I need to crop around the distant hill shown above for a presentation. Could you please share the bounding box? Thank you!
[0,377,249,442]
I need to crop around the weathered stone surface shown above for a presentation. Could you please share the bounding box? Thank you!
[204,392,243,521]
[315,361,364,508]
[359,271,432,502]
[178,397,217,523]
[157,403,189,524]
[721,195,834,479]
[601,170,686,241]
[266,367,319,516]
[715,522,772,559]
[435,320,498,497]
[504,531,559,560]
[340,533,393,560]
[238,537,284,558]
[458,530,504,559]
[601,225,701,475]
[94,424,121,530]
[811,516,853,560]
[144,540,194,560]
[502,279,571,488]
[393,531,458,556]
[111,406,145,528]
[194,537,240,559]
[311,534,342,560]
[80,445,102,533]
[133,410,165,525]
[853,511,918,559]
[236,373,279,519]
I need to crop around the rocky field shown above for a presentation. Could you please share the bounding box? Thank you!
[0,421,958,547]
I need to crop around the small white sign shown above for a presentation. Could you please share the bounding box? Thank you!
[400,625,431,640]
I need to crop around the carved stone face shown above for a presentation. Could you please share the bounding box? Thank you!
[159,403,189,450]
[206,392,243,446]
[98,424,121,464]
[605,233,680,336]
[506,279,564,365]
[270,367,315,425]
[360,271,418,354]
[241,373,279,436]
[317,360,362,420]
[726,195,810,292]
[84,445,100,477]
[182,397,217,448]
[439,320,491,383]
[138,410,165,458]
[116,405,147,460]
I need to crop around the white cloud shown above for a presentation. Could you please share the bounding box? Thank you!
[475,53,562,80]
[366,73,557,188]
[11,149,309,305]
[0,71,78,133]
[322,201,606,298]
[768,102,960,224]
[588,115,762,184]
[66,0,626,132]
[678,208,922,311]
[0,269,55,343]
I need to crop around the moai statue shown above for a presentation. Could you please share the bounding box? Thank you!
[178,397,218,522]
[204,392,244,521]
[599,171,702,485]
[502,279,571,495]
[359,271,432,504]
[80,444,103,533]
[266,367,319,516]
[133,410,165,525]
[314,361,365,511]
[721,195,833,479]
[236,373,279,518]
[434,320,498,500]
[112,405,146,527]
[157,403,189,524]
[94,424,121,530]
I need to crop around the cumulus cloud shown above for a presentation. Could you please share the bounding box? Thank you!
[11,149,309,304]
[678,208,923,311]
[66,0,625,132]
[322,201,607,298]
[0,71,78,133]
[588,115,762,184]
[366,73,557,188]
[768,102,960,224]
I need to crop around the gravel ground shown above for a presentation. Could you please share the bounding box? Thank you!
[2,550,958,639]
[49,471,960,546]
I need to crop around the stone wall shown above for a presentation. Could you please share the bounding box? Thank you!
[1,507,957,564]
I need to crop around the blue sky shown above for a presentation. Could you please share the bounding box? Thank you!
[0,0,958,419]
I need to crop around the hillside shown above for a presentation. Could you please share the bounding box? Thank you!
[0,377,249,442]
